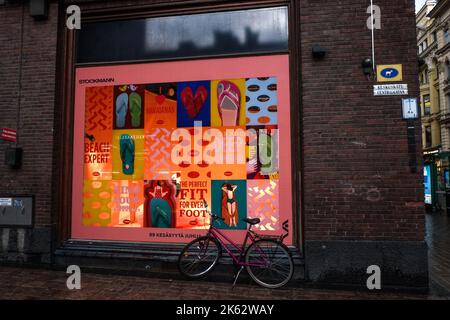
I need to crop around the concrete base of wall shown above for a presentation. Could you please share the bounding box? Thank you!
[53,240,305,286]
[0,227,51,265]
[304,240,429,292]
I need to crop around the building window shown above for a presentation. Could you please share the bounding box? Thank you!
[446,61,450,81]
[424,95,431,115]
[77,7,289,64]
[420,70,428,85]
[445,29,450,45]
[425,126,432,148]
[432,31,437,43]
[437,89,441,110]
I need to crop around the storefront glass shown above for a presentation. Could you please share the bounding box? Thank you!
[72,55,293,245]
[77,7,289,64]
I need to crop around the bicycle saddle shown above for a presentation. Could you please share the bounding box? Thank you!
[243,218,260,225]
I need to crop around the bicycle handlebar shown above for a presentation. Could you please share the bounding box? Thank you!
[203,199,224,222]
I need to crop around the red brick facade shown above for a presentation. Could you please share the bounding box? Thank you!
[299,0,424,241]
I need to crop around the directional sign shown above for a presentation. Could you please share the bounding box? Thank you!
[377,64,403,82]
[402,98,418,120]
[1,128,17,143]
[374,84,408,96]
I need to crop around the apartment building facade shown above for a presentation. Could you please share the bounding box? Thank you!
[418,0,450,210]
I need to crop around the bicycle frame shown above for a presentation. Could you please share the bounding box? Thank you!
[205,222,268,268]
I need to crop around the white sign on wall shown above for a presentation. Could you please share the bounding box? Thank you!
[0,198,12,207]
[402,98,418,120]
[374,84,408,96]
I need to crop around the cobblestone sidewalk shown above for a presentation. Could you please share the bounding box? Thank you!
[0,266,443,300]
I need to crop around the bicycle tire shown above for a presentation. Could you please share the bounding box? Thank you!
[245,239,294,289]
[178,236,221,279]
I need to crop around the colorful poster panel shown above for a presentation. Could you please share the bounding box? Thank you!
[82,180,113,227]
[143,180,178,228]
[207,127,247,180]
[84,86,113,180]
[144,128,179,180]
[144,83,177,129]
[113,84,145,130]
[211,180,247,230]
[247,126,279,180]
[246,77,278,126]
[177,179,211,230]
[211,79,246,127]
[247,180,279,231]
[112,129,145,180]
[177,81,211,127]
[110,180,144,227]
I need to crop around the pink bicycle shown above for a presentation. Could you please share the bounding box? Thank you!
[178,201,294,289]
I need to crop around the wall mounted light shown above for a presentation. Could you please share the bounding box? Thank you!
[362,58,374,77]
[312,44,327,59]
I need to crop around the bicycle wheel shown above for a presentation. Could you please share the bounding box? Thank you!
[245,239,294,289]
[178,236,221,278]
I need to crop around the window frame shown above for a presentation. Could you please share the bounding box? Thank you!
[425,126,432,148]
[55,0,304,254]
[75,6,290,65]
[74,2,292,68]
[423,94,431,115]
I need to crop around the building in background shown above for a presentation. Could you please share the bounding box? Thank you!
[417,0,450,211]
[417,0,440,209]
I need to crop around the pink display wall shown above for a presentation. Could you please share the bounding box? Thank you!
[72,55,293,245]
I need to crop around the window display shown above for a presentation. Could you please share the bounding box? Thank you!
[72,55,293,244]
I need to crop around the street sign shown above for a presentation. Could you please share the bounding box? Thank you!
[0,198,12,207]
[377,64,403,82]
[402,98,418,120]
[374,84,408,96]
[1,128,17,143]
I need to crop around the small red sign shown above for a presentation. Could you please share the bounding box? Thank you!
[1,128,17,143]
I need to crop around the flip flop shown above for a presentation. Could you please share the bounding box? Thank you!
[129,92,142,128]
[116,93,129,128]
[150,200,172,228]
[120,134,135,175]
[217,81,240,126]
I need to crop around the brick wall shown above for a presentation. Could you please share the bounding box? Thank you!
[0,1,59,262]
[299,0,424,241]
[0,0,424,266]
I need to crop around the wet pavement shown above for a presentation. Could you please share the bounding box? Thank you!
[0,212,449,300]
[0,266,434,300]
[426,211,450,296]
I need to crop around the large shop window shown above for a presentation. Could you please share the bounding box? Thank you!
[72,6,294,245]
[77,7,288,64]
